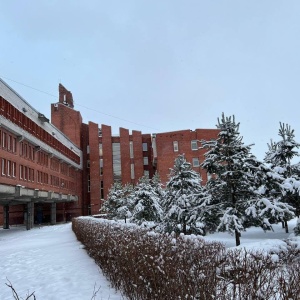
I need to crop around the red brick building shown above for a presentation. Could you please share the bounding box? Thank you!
[0,79,218,226]
[0,79,82,229]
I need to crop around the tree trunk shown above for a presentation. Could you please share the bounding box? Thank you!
[282,221,285,228]
[285,220,289,233]
[183,221,187,235]
[235,230,240,246]
[124,216,127,223]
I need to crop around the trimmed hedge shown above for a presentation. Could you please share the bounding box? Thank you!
[72,217,300,300]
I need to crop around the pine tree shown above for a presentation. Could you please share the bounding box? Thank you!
[130,176,163,225]
[264,122,300,233]
[162,154,203,234]
[200,113,286,246]
[151,171,165,199]
[101,182,133,222]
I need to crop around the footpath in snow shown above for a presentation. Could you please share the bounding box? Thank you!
[0,223,124,300]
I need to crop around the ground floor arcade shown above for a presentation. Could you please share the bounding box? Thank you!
[0,184,78,230]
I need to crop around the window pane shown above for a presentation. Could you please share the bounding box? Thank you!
[130,163,135,179]
[193,158,200,167]
[143,157,149,165]
[112,143,122,182]
[173,141,178,152]
[129,141,134,158]
[142,143,148,151]
[191,140,198,150]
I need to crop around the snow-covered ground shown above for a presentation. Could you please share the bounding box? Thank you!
[1,219,300,300]
[0,223,124,300]
[203,217,300,251]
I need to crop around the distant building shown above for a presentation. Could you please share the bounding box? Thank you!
[0,79,218,226]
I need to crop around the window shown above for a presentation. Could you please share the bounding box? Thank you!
[2,132,6,148]
[7,160,10,176]
[87,160,90,168]
[7,135,11,151]
[130,163,135,180]
[12,138,16,153]
[87,145,90,154]
[144,170,149,178]
[191,140,198,150]
[193,158,200,167]
[173,141,179,152]
[129,141,134,158]
[99,143,103,156]
[19,165,23,179]
[12,162,16,177]
[142,143,148,151]
[24,166,28,180]
[143,157,149,165]
[20,142,23,156]
[100,159,103,175]
[2,159,6,175]
[112,143,122,182]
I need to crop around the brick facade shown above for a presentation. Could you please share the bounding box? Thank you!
[0,79,218,226]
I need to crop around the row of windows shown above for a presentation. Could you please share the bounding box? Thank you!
[50,176,75,190]
[173,140,199,152]
[37,151,49,166]
[0,130,17,153]
[0,96,80,164]
[93,141,148,159]
[1,158,77,190]
[1,159,16,177]
[20,142,35,160]
[1,130,76,176]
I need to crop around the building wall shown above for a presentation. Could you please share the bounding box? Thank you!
[0,79,82,226]
[88,122,101,215]
[0,79,220,225]
[154,129,219,184]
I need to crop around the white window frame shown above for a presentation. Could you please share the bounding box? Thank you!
[130,163,135,180]
[191,140,198,150]
[129,141,134,158]
[143,157,149,165]
[2,159,6,175]
[173,141,179,152]
[192,158,200,167]
[12,162,16,177]
[7,160,10,176]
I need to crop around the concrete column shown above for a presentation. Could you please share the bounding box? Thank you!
[51,202,56,225]
[3,205,9,229]
[30,202,34,229]
[26,202,34,230]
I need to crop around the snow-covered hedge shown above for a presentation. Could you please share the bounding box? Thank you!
[72,217,300,299]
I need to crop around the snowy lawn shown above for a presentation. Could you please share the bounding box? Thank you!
[203,217,300,251]
[1,219,300,300]
[0,223,124,300]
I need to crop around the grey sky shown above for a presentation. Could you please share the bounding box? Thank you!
[1,1,300,160]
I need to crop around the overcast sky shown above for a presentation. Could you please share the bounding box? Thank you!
[1,1,300,160]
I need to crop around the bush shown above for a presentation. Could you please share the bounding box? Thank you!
[72,217,300,300]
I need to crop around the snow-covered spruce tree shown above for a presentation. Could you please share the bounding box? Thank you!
[162,154,204,235]
[200,113,290,246]
[151,171,165,199]
[264,123,300,233]
[100,182,133,223]
[130,176,163,226]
